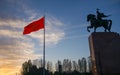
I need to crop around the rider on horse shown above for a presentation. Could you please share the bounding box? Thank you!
[87,9,112,32]
[96,8,109,22]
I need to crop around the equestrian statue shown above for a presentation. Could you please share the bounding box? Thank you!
[87,8,112,32]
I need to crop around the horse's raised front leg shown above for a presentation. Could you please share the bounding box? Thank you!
[87,26,90,32]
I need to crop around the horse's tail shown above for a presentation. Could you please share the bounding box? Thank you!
[108,20,112,31]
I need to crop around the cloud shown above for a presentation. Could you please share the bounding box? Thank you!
[20,3,39,21]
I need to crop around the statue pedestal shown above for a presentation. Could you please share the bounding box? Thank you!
[89,32,120,75]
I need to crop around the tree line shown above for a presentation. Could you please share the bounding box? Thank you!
[20,57,92,75]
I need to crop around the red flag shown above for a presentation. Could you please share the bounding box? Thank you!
[23,17,44,35]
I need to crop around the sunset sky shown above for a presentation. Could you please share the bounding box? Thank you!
[0,0,120,75]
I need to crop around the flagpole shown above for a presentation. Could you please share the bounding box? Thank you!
[43,16,45,75]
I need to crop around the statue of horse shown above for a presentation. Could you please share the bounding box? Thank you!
[87,14,112,32]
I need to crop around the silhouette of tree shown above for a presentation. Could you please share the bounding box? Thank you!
[62,59,67,72]
[68,60,72,72]
[78,59,82,72]
[21,60,32,75]
[29,65,38,75]
[20,57,93,75]
[55,60,62,73]
[55,62,58,72]
[81,57,87,73]
[72,60,78,71]
[87,56,92,74]
[47,61,53,72]
[63,59,71,72]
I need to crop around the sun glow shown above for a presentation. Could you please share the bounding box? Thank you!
[0,67,20,75]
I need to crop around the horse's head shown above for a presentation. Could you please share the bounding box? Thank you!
[87,14,96,22]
